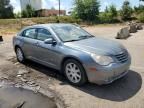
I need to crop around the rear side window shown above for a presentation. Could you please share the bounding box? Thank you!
[22,28,37,39]
[37,28,52,41]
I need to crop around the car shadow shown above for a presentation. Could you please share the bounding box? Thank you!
[23,60,142,102]
[76,70,142,102]
[23,60,66,82]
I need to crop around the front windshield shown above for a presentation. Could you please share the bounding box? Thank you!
[51,24,93,42]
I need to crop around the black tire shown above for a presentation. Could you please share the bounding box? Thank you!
[15,47,25,63]
[63,59,87,86]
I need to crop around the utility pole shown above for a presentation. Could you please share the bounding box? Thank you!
[20,0,22,28]
[59,0,60,16]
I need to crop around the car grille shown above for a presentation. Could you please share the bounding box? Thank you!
[115,51,128,63]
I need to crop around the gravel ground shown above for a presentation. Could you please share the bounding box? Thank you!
[0,25,144,108]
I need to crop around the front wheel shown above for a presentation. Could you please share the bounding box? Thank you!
[16,47,25,63]
[63,59,87,86]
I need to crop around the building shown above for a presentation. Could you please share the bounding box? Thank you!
[36,9,66,17]
[20,0,66,17]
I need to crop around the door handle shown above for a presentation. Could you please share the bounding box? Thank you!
[20,38,24,42]
[34,42,40,46]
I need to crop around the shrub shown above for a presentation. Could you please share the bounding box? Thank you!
[98,4,119,24]
[0,16,82,26]
[99,12,120,23]
[31,16,81,24]
[134,5,144,14]
[58,16,82,23]
[99,12,111,23]
[137,12,144,22]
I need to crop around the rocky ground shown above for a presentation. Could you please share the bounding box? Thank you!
[0,25,144,108]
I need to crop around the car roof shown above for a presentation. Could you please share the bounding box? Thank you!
[28,23,75,29]
[20,23,79,35]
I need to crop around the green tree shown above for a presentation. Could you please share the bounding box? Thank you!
[0,0,14,18]
[14,12,21,18]
[99,4,118,23]
[73,0,100,22]
[73,0,85,19]
[109,4,117,19]
[22,4,35,18]
[120,0,133,20]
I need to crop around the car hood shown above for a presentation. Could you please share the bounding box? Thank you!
[64,37,126,55]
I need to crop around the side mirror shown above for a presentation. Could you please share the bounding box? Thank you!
[44,38,57,45]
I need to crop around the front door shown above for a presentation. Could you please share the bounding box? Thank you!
[34,28,60,68]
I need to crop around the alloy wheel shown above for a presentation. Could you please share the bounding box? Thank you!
[16,48,24,62]
[65,63,82,83]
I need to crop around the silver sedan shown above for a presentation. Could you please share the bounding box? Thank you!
[13,24,131,86]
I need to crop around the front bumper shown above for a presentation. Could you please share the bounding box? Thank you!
[84,58,131,85]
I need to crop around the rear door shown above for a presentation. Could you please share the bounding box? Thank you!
[21,28,38,59]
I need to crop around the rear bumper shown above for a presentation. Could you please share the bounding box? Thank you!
[84,58,131,85]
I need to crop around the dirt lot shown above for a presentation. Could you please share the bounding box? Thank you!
[0,25,144,108]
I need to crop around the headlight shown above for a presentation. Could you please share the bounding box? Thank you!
[91,53,114,66]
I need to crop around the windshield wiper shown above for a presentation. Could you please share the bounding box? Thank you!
[64,35,94,42]
[64,39,80,42]
[79,35,94,39]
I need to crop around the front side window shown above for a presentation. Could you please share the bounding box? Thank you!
[23,28,37,39]
[37,28,52,41]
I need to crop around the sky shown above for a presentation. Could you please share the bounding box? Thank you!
[10,0,143,13]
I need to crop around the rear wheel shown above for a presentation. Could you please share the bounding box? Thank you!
[16,47,25,63]
[63,59,87,86]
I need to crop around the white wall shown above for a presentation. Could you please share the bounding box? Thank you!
[20,0,42,11]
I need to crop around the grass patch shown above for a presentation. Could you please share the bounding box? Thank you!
[0,16,81,26]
